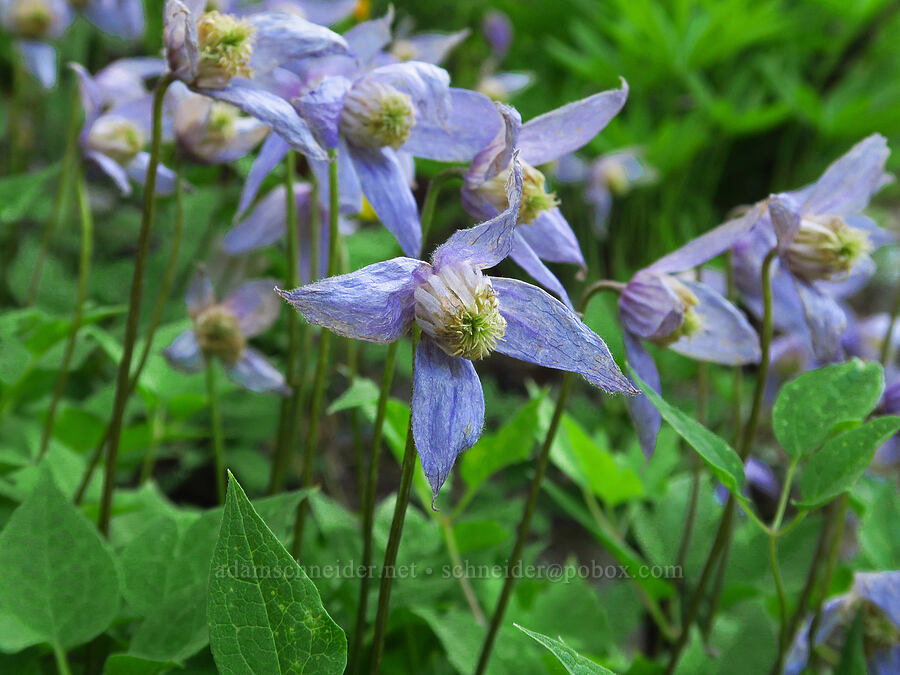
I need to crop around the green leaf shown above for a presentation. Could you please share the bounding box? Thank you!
[0,163,60,224]
[103,654,178,675]
[835,609,866,675]
[773,359,884,458]
[630,368,745,492]
[326,377,380,415]
[208,473,346,674]
[799,416,900,508]
[514,624,617,674]
[559,418,643,506]
[0,467,119,649]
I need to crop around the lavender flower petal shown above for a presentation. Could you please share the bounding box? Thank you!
[365,61,451,127]
[399,29,469,65]
[247,11,349,76]
[164,330,205,373]
[226,348,289,394]
[186,269,215,316]
[126,153,178,196]
[293,75,351,150]
[795,280,846,362]
[236,132,290,218]
[343,8,393,66]
[86,151,132,195]
[222,280,281,336]
[20,41,57,89]
[507,233,573,308]
[856,571,900,628]
[226,183,311,253]
[517,207,585,267]
[623,330,661,457]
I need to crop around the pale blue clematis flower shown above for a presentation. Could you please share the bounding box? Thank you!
[277,159,636,501]
[73,0,144,40]
[207,0,356,25]
[377,22,470,66]
[0,0,72,87]
[71,62,177,196]
[163,0,350,160]
[733,134,894,362]
[785,571,900,675]
[475,9,532,102]
[165,270,289,394]
[460,83,628,307]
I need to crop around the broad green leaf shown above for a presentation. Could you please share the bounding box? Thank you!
[104,654,178,675]
[0,605,43,653]
[515,624,616,674]
[630,369,744,492]
[799,416,900,508]
[326,377,380,415]
[559,418,643,506]
[773,359,884,458]
[453,520,511,553]
[835,609,866,675]
[208,473,346,674]
[0,163,60,223]
[0,467,119,649]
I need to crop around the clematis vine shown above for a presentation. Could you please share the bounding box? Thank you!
[278,159,636,501]
[72,62,177,195]
[162,0,350,160]
[733,134,893,361]
[461,84,628,306]
[165,270,289,394]
[785,571,900,675]
[0,0,71,87]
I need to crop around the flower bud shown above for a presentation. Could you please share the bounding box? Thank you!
[477,160,557,225]
[194,304,246,363]
[195,10,255,89]
[86,116,144,165]
[415,262,507,361]
[10,0,53,38]
[784,215,872,282]
[340,79,416,150]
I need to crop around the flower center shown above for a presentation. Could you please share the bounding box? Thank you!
[477,160,558,225]
[207,101,239,143]
[87,116,145,165]
[194,305,246,363]
[414,263,507,361]
[195,11,255,89]
[340,80,416,150]
[786,214,872,282]
[602,161,631,196]
[12,0,52,38]
[656,275,703,346]
[389,39,418,62]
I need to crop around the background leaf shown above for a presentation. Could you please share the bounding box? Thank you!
[515,624,616,674]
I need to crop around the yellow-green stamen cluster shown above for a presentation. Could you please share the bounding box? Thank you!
[12,0,52,38]
[786,214,873,282]
[195,11,255,89]
[415,263,507,361]
[389,39,418,62]
[656,275,703,346]
[478,160,559,225]
[340,80,416,150]
[207,101,239,144]
[87,116,145,165]
[194,305,246,363]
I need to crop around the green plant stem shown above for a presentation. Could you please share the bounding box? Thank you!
[72,149,185,505]
[37,166,93,460]
[139,406,166,485]
[9,52,25,174]
[665,248,778,673]
[206,360,226,504]
[881,280,900,367]
[419,167,464,245]
[370,332,420,675]
[27,86,81,306]
[96,74,173,536]
[727,251,743,447]
[805,495,847,671]
[291,149,340,559]
[769,533,789,649]
[52,644,73,675]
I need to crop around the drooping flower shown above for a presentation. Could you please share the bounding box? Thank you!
[165,270,289,394]
[0,0,72,87]
[733,134,893,361]
[474,9,531,102]
[785,571,900,675]
[460,84,628,306]
[237,10,501,257]
[277,159,636,501]
[71,62,177,196]
[482,9,512,60]
[162,0,350,160]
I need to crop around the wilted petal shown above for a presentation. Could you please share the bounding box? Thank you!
[222,280,281,336]
[186,269,215,316]
[432,157,523,272]
[491,277,636,394]
[668,280,761,365]
[517,208,585,267]
[623,330,661,457]
[343,8,393,66]
[293,75,351,149]
[462,102,521,193]
[164,330,205,373]
[86,151,132,195]
[517,80,628,166]
[412,337,484,503]
[508,233,573,308]
[248,11,349,76]
[795,280,846,362]
[126,153,177,195]
[226,348,289,394]
[203,83,326,160]
[20,41,57,89]
[402,88,501,162]
[277,257,428,343]
[236,132,290,218]
[347,144,421,256]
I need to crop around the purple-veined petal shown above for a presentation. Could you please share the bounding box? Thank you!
[855,571,900,628]
[83,0,144,40]
[226,348,289,394]
[401,88,501,162]
[70,63,102,128]
[397,29,469,65]
[517,79,628,166]
[247,11,349,76]
[290,0,356,26]
[491,277,636,394]
[202,83,326,160]
[126,153,177,195]
[668,280,761,365]
[236,132,290,218]
[431,156,523,272]
[277,257,428,343]
[203,117,269,164]
[19,41,57,88]
[846,213,896,249]
[86,151,132,195]
[343,7,393,66]
[507,233,573,308]
[365,61,451,128]
[768,196,801,252]
[186,269,215,316]
[623,330,661,457]
[462,102,521,193]
[226,183,311,253]
[293,75,351,149]
[347,143,421,257]
[517,207,585,267]
[412,337,484,503]
[222,280,281,336]
[795,279,847,362]
[309,136,362,215]
[618,270,683,341]
[164,330,205,373]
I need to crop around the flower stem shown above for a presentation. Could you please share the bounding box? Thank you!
[419,167,464,246]
[139,406,166,486]
[27,84,81,306]
[37,165,93,460]
[291,148,340,559]
[880,280,900,367]
[206,360,226,505]
[370,332,420,675]
[8,51,25,174]
[96,74,173,536]
[52,643,73,675]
